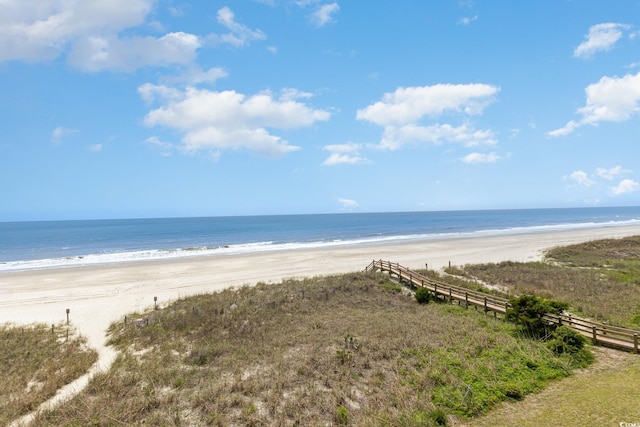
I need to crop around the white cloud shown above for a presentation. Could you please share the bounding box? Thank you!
[51,126,78,142]
[567,170,595,187]
[457,15,478,26]
[89,143,103,152]
[68,32,200,72]
[178,67,228,86]
[0,0,155,63]
[0,2,266,71]
[311,3,340,27]
[574,23,630,59]
[279,88,313,101]
[357,83,499,127]
[378,123,496,150]
[358,84,499,150]
[548,72,640,136]
[141,85,330,157]
[145,136,176,156]
[611,178,640,195]
[209,6,266,47]
[338,198,359,210]
[322,143,367,166]
[596,165,630,180]
[460,152,500,164]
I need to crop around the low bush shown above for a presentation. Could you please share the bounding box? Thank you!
[506,294,568,338]
[415,287,433,304]
[546,325,586,355]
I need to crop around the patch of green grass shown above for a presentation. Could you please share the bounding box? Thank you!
[468,348,640,426]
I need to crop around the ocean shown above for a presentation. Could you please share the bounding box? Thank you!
[2,207,640,272]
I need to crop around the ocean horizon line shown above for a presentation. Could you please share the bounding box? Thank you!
[3,204,640,224]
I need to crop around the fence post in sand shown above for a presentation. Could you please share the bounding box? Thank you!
[591,326,597,345]
[66,308,70,325]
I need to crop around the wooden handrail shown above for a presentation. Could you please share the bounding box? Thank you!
[366,259,640,353]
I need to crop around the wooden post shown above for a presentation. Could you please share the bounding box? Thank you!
[592,326,597,344]
[66,308,70,325]
[154,296,158,310]
[483,297,487,314]
[434,283,438,295]
[465,292,469,309]
[449,288,452,304]
[52,324,54,335]
[634,333,638,354]
[448,261,451,268]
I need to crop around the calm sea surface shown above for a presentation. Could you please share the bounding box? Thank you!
[2,207,640,272]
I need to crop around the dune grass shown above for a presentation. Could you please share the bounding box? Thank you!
[436,236,640,327]
[0,323,98,426]
[35,273,584,426]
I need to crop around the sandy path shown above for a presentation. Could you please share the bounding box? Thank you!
[2,224,640,424]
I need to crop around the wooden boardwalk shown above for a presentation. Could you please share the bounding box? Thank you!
[365,259,640,354]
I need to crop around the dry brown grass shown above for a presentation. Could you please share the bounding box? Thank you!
[35,273,578,426]
[0,323,98,426]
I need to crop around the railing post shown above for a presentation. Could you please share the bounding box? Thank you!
[448,288,452,304]
[434,283,437,295]
[465,292,469,309]
[592,326,597,345]
[634,333,638,354]
[483,297,487,314]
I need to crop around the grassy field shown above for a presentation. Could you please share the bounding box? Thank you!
[34,273,584,426]
[0,323,97,426]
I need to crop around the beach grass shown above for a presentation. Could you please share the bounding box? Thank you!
[34,272,584,426]
[437,235,640,327]
[0,323,98,426]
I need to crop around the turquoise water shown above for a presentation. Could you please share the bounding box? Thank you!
[1,207,640,271]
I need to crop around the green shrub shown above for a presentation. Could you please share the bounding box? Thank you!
[546,325,586,354]
[415,287,433,304]
[506,294,568,338]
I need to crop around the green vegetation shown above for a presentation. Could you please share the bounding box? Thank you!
[506,294,568,338]
[0,323,98,425]
[36,273,582,426]
[415,286,434,304]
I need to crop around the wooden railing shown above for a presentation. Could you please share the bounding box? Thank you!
[365,259,640,353]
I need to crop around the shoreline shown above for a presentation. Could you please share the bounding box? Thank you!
[2,224,640,354]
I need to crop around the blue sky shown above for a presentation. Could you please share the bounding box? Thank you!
[1,1,640,221]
